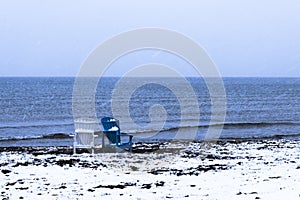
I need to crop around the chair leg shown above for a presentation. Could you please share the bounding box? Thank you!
[73,134,77,154]
[129,136,133,153]
[102,132,105,153]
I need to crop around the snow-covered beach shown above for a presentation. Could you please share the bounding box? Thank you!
[1,139,300,200]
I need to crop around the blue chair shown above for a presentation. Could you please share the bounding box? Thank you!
[101,117,133,152]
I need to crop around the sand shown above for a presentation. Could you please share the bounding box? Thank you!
[1,139,300,199]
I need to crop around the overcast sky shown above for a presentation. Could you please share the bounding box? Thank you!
[1,0,300,77]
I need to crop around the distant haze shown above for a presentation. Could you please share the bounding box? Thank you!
[1,0,300,77]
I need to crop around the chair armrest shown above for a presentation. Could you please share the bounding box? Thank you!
[120,132,133,136]
[103,130,118,133]
[120,132,133,142]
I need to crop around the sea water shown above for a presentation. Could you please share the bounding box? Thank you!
[0,77,300,146]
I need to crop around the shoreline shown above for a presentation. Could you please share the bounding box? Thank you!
[0,138,298,153]
[1,139,299,199]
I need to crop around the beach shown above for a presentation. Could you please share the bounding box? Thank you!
[2,0,300,199]
[1,139,299,199]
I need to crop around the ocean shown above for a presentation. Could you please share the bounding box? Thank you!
[1,77,300,147]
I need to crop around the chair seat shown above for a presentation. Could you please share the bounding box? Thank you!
[101,117,133,152]
[72,130,98,154]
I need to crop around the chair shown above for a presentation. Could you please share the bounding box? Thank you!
[101,117,133,152]
[72,119,101,154]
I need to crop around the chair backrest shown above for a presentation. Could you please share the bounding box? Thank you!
[101,117,120,131]
[74,118,100,132]
[101,117,120,144]
[104,132,120,144]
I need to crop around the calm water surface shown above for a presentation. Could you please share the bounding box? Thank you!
[0,77,300,146]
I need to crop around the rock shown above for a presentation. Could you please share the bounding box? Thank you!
[15,187,28,190]
[141,183,152,189]
[5,182,17,186]
[155,181,165,187]
[55,159,80,167]
[269,176,281,179]
[249,192,258,194]
[1,169,11,174]
[94,184,126,189]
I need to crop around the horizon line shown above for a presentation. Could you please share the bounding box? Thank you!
[0,75,300,78]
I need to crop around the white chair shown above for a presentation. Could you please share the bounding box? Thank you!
[71,119,102,154]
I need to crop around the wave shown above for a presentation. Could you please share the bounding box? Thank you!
[0,123,74,129]
[0,121,296,131]
[0,121,299,143]
[0,133,71,142]
[221,132,300,140]
[219,121,299,127]
[158,121,300,133]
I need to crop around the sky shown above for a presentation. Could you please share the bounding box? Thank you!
[1,0,300,77]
